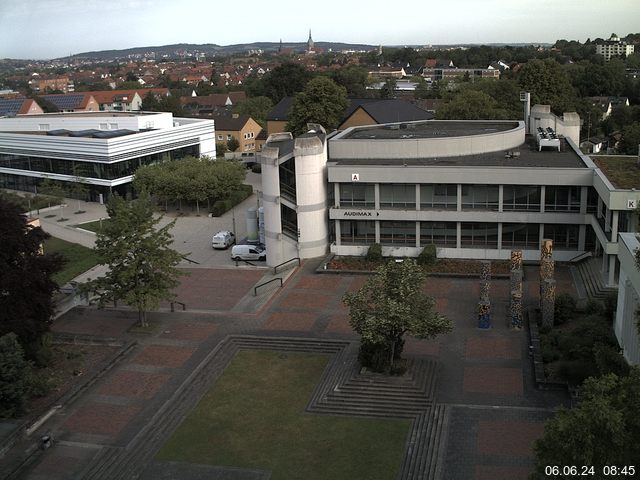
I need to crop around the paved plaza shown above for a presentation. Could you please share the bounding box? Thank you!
[2,258,577,480]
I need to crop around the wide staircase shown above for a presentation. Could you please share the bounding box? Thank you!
[573,257,618,300]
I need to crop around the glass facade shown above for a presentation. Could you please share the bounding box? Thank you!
[503,186,541,211]
[545,186,581,212]
[461,222,499,247]
[420,221,457,246]
[502,223,540,249]
[380,184,415,209]
[461,185,499,211]
[278,157,296,202]
[0,145,199,181]
[281,204,298,240]
[340,220,375,244]
[544,224,579,249]
[379,221,416,245]
[340,183,374,207]
[420,184,457,209]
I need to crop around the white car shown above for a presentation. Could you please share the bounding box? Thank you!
[231,244,266,261]
[212,230,235,249]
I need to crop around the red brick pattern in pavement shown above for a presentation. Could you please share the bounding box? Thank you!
[422,278,453,297]
[463,367,523,395]
[171,268,263,310]
[96,370,170,399]
[476,420,544,456]
[296,275,342,290]
[63,402,140,437]
[263,311,318,331]
[279,291,334,309]
[404,337,440,357]
[475,465,531,480]
[159,320,218,342]
[324,313,355,334]
[132,344,196,368]
[345,276,368,292]
[465,337,521,360]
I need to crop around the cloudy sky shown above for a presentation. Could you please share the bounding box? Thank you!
[0,0,638,59]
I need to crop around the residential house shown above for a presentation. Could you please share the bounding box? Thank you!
[596,34,635,62]
[214,114,262,153]
[81,90,143,111]
[579,137,605,154]
[181,92,247,116]
[40,93,100,112]
[29,76,74,93]
[588,96,630,120]
[0,98,44,116]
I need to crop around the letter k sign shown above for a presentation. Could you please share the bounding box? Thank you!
[351,173,360,181]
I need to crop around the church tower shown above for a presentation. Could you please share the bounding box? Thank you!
[307,29,314,52]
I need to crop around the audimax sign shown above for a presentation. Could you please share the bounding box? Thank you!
[339,210,380,218]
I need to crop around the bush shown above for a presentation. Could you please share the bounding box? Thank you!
[604,291,617,319]
[365,243,383,262]
[594,344,630,377]
[0,333,32,418]
[584,298,605,315]
[554,293,577,325]
[417,244,437,266]
[210,199,231,217]
[541,342,562,363]
[555,359,598,385]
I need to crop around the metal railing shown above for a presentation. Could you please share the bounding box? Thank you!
[273,257,300,274]
[254,277,283,296]
[170,301,186,312]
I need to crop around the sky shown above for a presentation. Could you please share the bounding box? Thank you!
[0,0,639,60]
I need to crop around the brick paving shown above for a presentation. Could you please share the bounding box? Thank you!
[12,261,580,480]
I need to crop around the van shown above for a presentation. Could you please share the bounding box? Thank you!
[212,230,235,249]
[231,244,266,261]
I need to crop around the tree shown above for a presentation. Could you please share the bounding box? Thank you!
[437,89,509,120]
[331,65,369,97]
[0,333,34,418]
[286,76,349,135]
[141,91,161,111]
[87,194,183,327]
[518,58,577,114]
[0,198,62,359]
[531,369,640,477]
[233,96,273,128]
[247,63,313,103]
[227,136,240,152]
[216,141,228,157]
[619,122,640,155]
[379,78,397,99]
[342,259,453,373]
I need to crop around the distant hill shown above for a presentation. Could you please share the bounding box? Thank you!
[59,42,379,61]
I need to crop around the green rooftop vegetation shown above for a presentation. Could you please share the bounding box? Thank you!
[593,156,640,189]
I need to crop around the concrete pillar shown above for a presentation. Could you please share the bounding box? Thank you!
[539,224,545,247]
[456,222,461,249]
[608,255,617,287]
[374,183,380,210]
[498,185,504,213]
[415,184,420,211]
[415,222,420,248]
[375,220,380,244]
[578,224,586,251]
[540,185,546,213]
[334,183,340,207]
[497,223,503,250]
[611,211,619,241]
[260,144,285,267]
[457,184,462,212]
[335,220,341,246]
[580,186,588,215]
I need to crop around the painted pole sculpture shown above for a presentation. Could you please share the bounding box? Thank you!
[509,250,523,329]
[540,239,556,328]
[478,260,491,329]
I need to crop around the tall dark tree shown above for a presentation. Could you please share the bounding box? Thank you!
[286,77,349,135]
[518,58,577,114]
[0,198,62,359]
[254,63,313,103]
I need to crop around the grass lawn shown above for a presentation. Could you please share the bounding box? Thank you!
[75,219,110,233]
[43,237,101,285]
[157,350,411,480]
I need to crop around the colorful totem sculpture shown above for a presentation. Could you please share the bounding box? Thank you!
[478,260,491,329]
[509,250,524,329]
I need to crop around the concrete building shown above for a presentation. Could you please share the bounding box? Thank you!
[0,111,215,201]
[257,106,640,289]
[615,233,640,365]
[596,34,635,62]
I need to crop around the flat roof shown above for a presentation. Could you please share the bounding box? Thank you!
[329,136,587,169]
[342,120,519,140]
[9,111,156,118]
[592,156,640,189]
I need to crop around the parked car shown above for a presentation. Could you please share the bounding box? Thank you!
[231,244,266,261]
[212,230,235,249]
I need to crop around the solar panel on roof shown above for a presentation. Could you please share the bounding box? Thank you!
[42,94,84,109]
[0,99,24,116]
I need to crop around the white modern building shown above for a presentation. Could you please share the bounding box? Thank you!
[615,233,640,365]
[258,106,640,288]
[595,34,635,62]
[0,111,215,200]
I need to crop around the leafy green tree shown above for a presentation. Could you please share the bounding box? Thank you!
[233,96,273,128]
[216,142,228,157]
[286,76,349,135]
[87,194,183,327]
[379,78,397,99]
[531,369,640,477]
[141,91,161,111]
[437,89,509,120]
[227,136,240,152]
[619,122,640,155]
[343,259,452,373]
[331,65,369,97]
[248,63,313,103]
[0,333,33,418]
[0,198,62,359]
[518,58,577,114]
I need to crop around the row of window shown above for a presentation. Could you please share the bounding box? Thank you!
[339,220,580,250]
[338,184,591,212]
[0,145,199,180]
